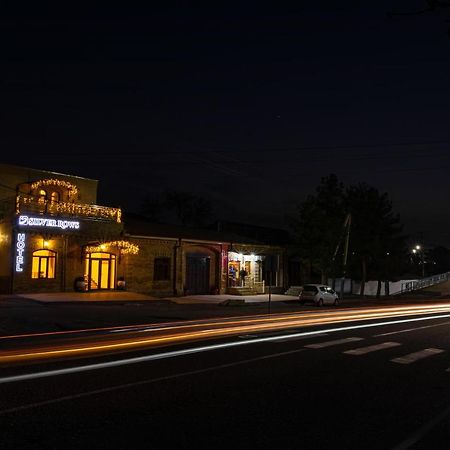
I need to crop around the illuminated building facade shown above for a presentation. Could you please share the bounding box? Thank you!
[0,164,286,296]
[0,164,128,294]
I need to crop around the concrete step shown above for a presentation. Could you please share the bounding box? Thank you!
[227,287,258,296]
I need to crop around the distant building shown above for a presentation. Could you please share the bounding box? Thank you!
[0,164,287,296]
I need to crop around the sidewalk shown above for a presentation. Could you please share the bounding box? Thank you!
[0,293,303,336]
[15,291,300,304]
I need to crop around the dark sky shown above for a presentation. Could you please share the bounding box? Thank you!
[2,2,450,245]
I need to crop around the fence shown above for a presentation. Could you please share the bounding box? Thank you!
[397,272,450,295]
[350,272,450,296]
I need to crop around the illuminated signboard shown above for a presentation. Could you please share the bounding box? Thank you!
[18,215,80,230]
[16,233,25,272]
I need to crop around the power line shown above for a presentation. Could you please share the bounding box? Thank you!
[176,140,450,155]
[70,139,450,156]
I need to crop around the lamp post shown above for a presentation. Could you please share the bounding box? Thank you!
[412,245,425,278]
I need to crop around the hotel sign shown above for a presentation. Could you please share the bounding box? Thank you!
[16,233,25,272]
[18,215,80,230]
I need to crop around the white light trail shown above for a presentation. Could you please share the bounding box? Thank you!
[2,313,450,385]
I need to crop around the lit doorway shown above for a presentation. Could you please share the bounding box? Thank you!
[85,252,116,290]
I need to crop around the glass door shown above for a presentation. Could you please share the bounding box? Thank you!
[85,252,116,290]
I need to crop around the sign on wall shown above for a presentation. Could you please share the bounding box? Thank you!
[16,233,25,272]
[18,215,80,230]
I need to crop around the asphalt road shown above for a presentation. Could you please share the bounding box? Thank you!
[2,310,450,449]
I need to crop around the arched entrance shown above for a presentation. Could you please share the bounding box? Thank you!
[85,252,116,290]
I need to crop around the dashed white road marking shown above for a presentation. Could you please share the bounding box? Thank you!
[304,337,363,349]
[344,342,401,355]
[391,348,444,365]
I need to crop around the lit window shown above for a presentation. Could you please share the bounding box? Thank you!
[38,189,47,203]
[32,249,56,279]
[50,191,60,202]
[154,257,170,281]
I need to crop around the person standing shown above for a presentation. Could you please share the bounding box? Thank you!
[239,267,248,287]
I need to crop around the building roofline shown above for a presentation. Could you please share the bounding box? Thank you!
[126,233,282,249]
[0,163,99,183]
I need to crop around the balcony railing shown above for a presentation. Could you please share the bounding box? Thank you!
[16,194,122,223]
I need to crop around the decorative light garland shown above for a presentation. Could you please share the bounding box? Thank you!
[85,240,139,255]
[30,179,79,199]
[16,194,122,223]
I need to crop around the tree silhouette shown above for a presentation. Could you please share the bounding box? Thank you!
[140,190,213,227]
[387,1,450,36]
[290,175,406,294]
[345,183,404,295]
[288,174,346,284]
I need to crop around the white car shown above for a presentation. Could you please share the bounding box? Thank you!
[299,284,339,306]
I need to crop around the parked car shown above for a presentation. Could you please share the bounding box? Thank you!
[299,284,339,306]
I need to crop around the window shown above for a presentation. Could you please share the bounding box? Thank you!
[32,249,56,279]
[154,257,170,281]
[303,285,318,293]
[38,189,47,203]
[50,191,60,202]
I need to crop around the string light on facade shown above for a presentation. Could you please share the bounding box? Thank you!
[85,240,139,255]
[16,194,122,223]
[30,179,79,199]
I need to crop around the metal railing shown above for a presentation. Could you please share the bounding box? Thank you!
[16,194,122,223]
[398,272,450,295]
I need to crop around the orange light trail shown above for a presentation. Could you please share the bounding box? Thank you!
[2,303,450,364]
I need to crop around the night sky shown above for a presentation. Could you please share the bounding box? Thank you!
[2,2,450,245]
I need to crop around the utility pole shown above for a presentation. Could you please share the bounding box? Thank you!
[340,214,351,300]
[332,214,352,301]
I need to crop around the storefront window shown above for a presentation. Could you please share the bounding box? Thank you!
[32,249,56,279]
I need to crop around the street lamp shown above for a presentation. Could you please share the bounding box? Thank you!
[412,244,425,278]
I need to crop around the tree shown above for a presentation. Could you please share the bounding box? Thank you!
[387,1,450,36]
[289,174,346,284]
[345,183,404,296]
[290,176,406,296]
[140,190,213,227]
[427,246,450,275]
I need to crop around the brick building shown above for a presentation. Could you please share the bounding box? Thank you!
[124,217,287,296]
[0,164,286,296]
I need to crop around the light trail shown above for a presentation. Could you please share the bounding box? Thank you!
[3,302,450,341]
[2,312,450,385]
[2,303,450,364]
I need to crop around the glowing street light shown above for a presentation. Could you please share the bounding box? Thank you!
[412,244,425,278]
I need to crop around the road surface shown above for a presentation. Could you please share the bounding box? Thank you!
[2,304,450,449]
